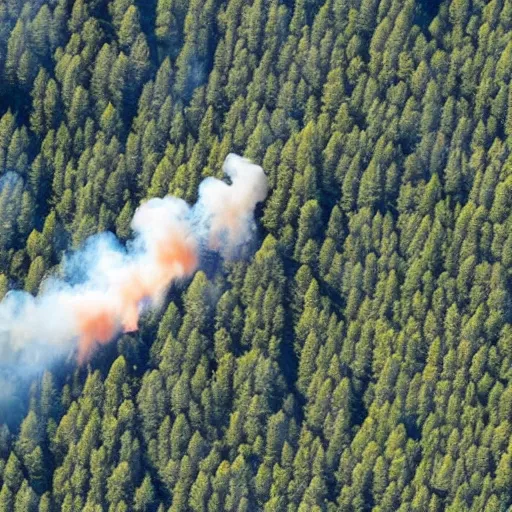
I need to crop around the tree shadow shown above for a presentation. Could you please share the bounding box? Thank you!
[414,0,443,29]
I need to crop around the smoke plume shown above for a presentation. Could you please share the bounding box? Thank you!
[0,154,268,371]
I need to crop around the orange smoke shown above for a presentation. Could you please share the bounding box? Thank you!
[208,202,244,251]
[118,232,198,332]
[74,227,198,363]
[47,154,267,364]
[199,154,268,255]
[0,154,268,373]
[76,303,119,363]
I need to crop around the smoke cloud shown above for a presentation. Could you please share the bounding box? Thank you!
[0,154,268,371]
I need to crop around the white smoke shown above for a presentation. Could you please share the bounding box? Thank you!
[0,154,268,373]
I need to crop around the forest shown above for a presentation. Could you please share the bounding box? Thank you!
[1,0,512,510]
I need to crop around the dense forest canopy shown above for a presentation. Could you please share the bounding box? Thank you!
[0,0,512,510]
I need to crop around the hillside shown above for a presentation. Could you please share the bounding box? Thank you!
[1,0,512,510]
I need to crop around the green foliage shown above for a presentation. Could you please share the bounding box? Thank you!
[0,0,512,510]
